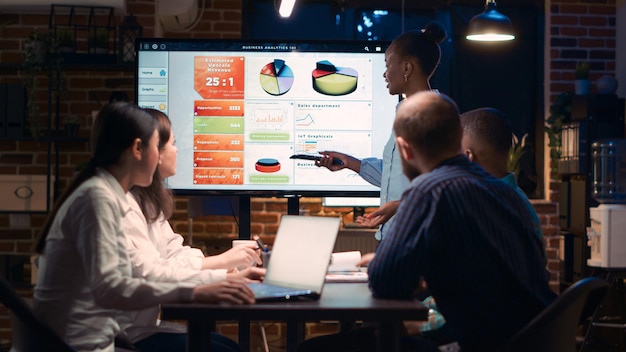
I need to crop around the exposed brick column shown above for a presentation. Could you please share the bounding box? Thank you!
[549,0,617,100]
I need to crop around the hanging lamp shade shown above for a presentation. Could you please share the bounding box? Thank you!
[278,0,297,18]
[466,0,515,42]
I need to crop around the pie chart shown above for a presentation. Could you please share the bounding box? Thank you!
[312,60,358,96]
[259,59,294,96]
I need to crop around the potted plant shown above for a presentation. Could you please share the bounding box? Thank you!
[508,132,528,177]
[575,62,590,95]
[56,28,75,53]
[24,28,50,64]
[545,92,572,163]
[88,27,109,54]
[62,115,81,138]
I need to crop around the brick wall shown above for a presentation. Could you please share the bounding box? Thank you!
[546,0,619,289]
[0,0,618,346]
[532,200,561,292]
[0,0,246,345]
[549,0,617,99]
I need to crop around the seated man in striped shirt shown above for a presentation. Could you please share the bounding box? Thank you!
[402,107,547,345]
[368,91,556,351]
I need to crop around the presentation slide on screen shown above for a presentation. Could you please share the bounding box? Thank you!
[137,44,398,193]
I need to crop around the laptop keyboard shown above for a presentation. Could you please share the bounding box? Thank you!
[248,283,312,299]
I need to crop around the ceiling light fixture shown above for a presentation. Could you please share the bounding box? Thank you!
[466,0,515,42]
[278,0,297,18]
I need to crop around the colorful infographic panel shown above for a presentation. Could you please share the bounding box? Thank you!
[136,40,397,194]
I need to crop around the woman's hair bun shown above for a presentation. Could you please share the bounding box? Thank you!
[422,21,447,44]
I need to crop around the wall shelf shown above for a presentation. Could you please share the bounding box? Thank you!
[49,5,117,58]
[0,62,134,72]
[558,94,626,288]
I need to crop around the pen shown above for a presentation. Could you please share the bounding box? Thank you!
[253,235,269,252]
[289,154,344,166]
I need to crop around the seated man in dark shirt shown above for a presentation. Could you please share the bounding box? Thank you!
[368,91,557,351]
[460,107,542,240]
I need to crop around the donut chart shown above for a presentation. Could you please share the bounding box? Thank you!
[311,60,358,96]
[259,59,294,96]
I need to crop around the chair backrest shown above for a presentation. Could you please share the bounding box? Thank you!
[498,276,609,352]
[0,277,76,352]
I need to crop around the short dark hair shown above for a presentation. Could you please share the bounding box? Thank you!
[460,107,512,157]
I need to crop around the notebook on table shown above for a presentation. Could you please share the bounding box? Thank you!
[248,215,341,302]
[325,251,369,283]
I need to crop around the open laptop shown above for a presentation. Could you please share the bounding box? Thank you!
[248,215,341,301]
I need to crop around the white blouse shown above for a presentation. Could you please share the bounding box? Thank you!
[33,169,195,352]
[118,193,227,342]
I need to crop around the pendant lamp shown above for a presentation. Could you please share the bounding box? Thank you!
[466,0,515,42]
[278,0,297,18]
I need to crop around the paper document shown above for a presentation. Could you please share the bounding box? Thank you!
[326,251,368,282]
[328,251,361,272]
[325,268,368,283]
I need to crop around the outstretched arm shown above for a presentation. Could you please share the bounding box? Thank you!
[202,244,262,271]
[316,151,361,172]
[355,200,401,228]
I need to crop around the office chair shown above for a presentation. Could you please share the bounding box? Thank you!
[0,277,76,352]
[497,276,609,352]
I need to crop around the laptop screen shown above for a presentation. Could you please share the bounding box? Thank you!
[264,215,341,292]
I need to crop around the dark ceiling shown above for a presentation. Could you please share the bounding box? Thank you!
[345,0,543,9]
[257,0,544,11]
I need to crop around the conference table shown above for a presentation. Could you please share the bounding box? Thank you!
[161,282,429,352]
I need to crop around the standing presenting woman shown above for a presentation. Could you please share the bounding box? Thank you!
[316,22,447,242]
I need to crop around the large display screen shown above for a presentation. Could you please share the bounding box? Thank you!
[136,39,398,196]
